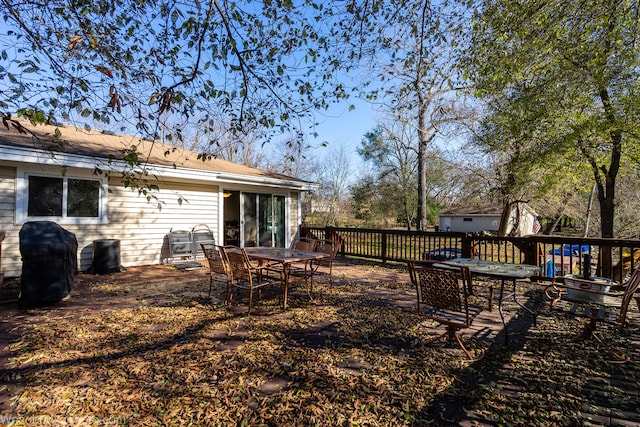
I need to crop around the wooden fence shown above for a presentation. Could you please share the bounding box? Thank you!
[301,226,640,283]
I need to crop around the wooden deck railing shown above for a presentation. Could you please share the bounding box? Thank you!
[301,226,640,283]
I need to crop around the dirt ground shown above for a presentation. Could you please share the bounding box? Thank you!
[0,258,410,421]
[2,260,637,426]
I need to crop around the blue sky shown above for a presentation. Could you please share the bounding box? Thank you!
[304,97,378,180]
[312,98,378,148]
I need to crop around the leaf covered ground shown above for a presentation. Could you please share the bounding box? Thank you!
[1,261,639,426]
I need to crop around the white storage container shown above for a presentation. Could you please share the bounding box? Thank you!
[564,275,611,303]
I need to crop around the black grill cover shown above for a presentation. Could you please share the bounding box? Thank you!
[19,221,78,305]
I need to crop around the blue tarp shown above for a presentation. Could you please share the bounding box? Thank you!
[549,244,591,256]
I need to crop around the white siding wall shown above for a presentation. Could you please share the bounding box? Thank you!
[289,191,299,246]
[84,178,220,270]
[0,174,219,278]
[0,166,18,278]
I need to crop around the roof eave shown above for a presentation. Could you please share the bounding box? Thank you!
[0,145,316,191]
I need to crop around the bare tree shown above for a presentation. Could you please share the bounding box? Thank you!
[340,0,475,229]
[262,136,320,180]
[310,146,353,226]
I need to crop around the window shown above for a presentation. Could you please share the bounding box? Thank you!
[67,179,100,217]
[463,218,473,222]
[28,176,63,216]
[18,173,106,224]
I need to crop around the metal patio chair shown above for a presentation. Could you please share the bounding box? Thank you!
[192,224,215,260]
[201,244,231,299]
[167,228,193,263]
[285,237,320,293]
[312,239,340,289]
[407,260,484,360]
[224,247,278,315]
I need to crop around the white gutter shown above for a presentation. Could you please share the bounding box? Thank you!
[214,173,318,191]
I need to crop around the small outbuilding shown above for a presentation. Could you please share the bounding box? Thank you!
[438,204,502,233]
[438,203,539,236]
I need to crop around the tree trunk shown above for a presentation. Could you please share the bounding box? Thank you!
[544,215,563,235]
[416,95,427,231]
[404,198,412,231]
[586,87,622,277]
[596,87,622,239]
[497,200,514,237]
[583,183,596,237]
[598,171,617,239]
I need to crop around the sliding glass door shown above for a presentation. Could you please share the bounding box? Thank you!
[242,193,286,247]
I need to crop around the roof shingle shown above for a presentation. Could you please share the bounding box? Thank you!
[0,119,303,182]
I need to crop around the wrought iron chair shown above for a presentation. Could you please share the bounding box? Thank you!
[312,239,340,289]
[200,244,231,299]
[422,251,493,311]
[293,237,317,252]
[284,238,320,294]
[407,260,484,360]
[224,247,278,315]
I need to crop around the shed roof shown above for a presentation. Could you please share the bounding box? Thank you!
[0,118,305,183]
[438,203,503,216]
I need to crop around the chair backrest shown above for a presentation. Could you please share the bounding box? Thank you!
[294,238,316,252]
[407,260,473,323]
[192,224,215,256]
[316,240,339,258]
[201,244,229,276]
[168,229,193,257]
[224,247,253,282]
[619,266,640,326]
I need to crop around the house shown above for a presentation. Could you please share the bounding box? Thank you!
[438,203,539,235]
[0,119,315,278]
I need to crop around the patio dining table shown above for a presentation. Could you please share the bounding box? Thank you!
[244,247,329,310]
[436,258,540,344]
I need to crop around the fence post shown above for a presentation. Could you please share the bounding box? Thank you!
[461,234,473,258]
[521,237,538,266]
[381,230,387,263]
[301,224,320,241]
[326,226,336,242]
